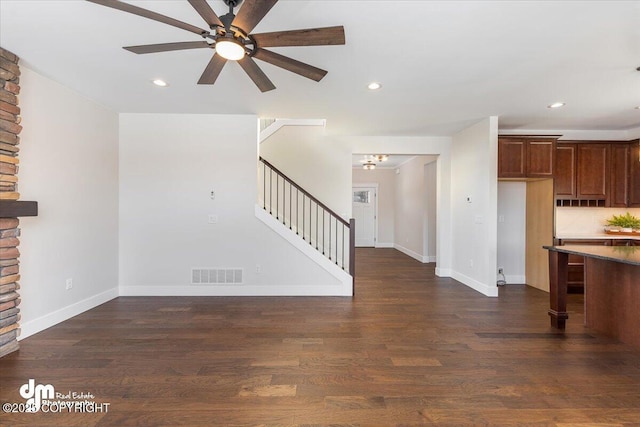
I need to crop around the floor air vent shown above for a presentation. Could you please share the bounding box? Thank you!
[192,268,243,284]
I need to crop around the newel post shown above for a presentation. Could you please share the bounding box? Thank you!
[349,218,355,289]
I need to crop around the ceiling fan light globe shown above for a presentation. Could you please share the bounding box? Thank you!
[216,38,245,60]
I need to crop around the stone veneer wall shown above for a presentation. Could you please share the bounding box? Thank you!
[0,47,23,358]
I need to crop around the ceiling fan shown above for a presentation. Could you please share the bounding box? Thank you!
[86,0,346,92]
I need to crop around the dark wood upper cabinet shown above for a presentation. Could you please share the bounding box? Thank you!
[555,143,577,198]
[576,143,609,200]
[628,140,640,207]
[609,143,630,207]
[555,140,640,207]
[555,142,609,203]
[498,137,556,178]
[527,139,556,177]
[502,138,640,207]
[498,138,526,177]
[555,142,609,202]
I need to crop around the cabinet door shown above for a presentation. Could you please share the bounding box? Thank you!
[609,144,630,207]
[577,144,608,200]
[527,139,555,177]
[498,138,526,178]
[629,141,640,207]
[555,144,576,198]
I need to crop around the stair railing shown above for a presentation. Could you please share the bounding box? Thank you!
[259,157,355,277]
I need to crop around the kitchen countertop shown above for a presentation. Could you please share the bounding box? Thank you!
[544,245,640,266]
[555,233,640,240]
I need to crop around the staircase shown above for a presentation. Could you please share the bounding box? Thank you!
[257,156,355,280]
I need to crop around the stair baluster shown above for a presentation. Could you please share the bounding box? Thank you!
[258,157,355,277]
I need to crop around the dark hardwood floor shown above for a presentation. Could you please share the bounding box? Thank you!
[2,248,640,426]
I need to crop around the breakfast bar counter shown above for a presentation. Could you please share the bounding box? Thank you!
[545,245,640,349]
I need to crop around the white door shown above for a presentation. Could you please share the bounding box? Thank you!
[353,187,376,247]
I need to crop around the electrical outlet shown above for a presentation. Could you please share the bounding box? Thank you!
[65,278,73,290]
[469,259,474,268]
[256,264,261,274]
[208,214,218,224]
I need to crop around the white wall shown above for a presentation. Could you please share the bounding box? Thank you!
[345,136,452,277]
[424,161,437,261]
[451,117,499,296]
[119,114,346,296]
[17,67,119,339]
[260,125,351,219]
[352,168,395,246]
[394,156,437,262]
[497,181,526,284]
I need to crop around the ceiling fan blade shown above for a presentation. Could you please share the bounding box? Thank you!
[231,0,278,34]
[86,0,208,36]
[237,56,276,92]
[124,41,211,54]
[198,53,227,84]
[187,0,223,27]
[253,49,327,82]
[252,26,345,48]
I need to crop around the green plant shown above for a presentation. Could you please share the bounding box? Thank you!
[606,212,640,229]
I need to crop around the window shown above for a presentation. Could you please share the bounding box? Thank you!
[353,190,370,204]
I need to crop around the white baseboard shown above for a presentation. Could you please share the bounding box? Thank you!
[427,256,437,263]
[19,287,119,340]
[435,267,452,277]
[451,271,498,297]
[374,242,394,248]
[504,275,526,285]
[394,244,429,263]
[119,284,352,297]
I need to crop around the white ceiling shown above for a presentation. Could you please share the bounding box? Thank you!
[1,0,639,137]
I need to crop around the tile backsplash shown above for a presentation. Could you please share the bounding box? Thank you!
[555,207,640,236]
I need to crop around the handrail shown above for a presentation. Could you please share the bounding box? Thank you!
[258,156,355,280]
[260,157,349,227]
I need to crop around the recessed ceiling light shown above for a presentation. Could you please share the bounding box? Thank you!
[635,106,640,110]
[548,102,565,109]
[367,82,382,90]
[152,79,168,87]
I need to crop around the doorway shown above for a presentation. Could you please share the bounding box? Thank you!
[352,186,376,247]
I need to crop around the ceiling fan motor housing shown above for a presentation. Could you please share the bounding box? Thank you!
[218,12,236,31]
